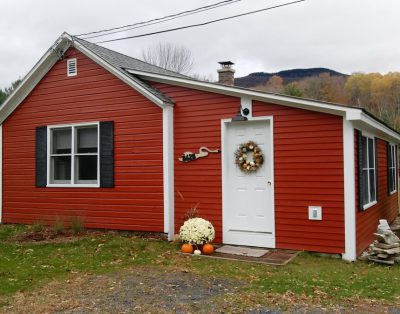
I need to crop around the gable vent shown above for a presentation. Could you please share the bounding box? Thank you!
[67,58,77,77]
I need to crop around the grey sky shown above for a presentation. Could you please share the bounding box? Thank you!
[1,0,399,89]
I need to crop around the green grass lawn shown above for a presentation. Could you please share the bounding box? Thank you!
[1,224,400,305]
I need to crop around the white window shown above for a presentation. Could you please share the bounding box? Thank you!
[67,58,77,77]
[48,122,99,187]
[361,135,377,209]
[388,143,398,195]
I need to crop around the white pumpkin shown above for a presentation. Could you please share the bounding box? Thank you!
[194,249,201,255]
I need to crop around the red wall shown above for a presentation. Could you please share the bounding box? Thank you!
[253,101,344,253]
[150,83,345,253]
[2,48,164,231]
[355,132,398,255]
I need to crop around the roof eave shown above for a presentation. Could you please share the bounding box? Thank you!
[127,69,400,142]
[0,33,172,125]
[0,35,71,124]
[71,38,172,108]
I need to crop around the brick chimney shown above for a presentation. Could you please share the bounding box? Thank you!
[217,61,235,85]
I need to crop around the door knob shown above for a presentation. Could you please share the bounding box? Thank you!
[267,180,272,185]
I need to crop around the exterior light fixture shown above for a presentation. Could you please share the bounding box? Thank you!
[231,105,250,122]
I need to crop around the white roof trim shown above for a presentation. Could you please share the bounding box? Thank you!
[71,36,169,108]
[127,69,400,142]
[0,35,70,124]
[0,33,169,124]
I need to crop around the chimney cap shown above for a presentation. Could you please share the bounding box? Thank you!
[218,61,234,67]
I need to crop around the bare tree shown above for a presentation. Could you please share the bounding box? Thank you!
[142,42,194,75]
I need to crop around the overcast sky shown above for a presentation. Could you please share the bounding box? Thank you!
[1,0,399,89]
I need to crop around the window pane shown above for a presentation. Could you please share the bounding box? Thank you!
[51,156,71,183]
[77,127,98,153]
[362,137,368,168]
[369,169,376,202]
[389,170,394,192]
[52,128,71,154]
[392,146,396,168]
[389,146,393,167]
[368,138,374,168]
[75,155,97,183]
[362,169,369,205]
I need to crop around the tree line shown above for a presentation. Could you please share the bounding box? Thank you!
[254,72,400,131]
[0,80,21,106]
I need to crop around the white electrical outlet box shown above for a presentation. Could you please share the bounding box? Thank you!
[308,206,322,220]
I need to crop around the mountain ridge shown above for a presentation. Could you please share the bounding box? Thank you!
[234,67,348,88]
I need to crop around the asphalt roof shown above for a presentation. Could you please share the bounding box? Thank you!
[74,37,188,79]
[72,36,399,136]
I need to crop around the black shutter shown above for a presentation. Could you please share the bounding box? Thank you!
[357,130,364,211]
[374,137,378,202]
[100,121,114,188]
[387,142,391,196]
[35,126,47,187]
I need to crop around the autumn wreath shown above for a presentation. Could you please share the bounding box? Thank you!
[235,141,264,173]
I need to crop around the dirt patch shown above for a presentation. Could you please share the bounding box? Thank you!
[2,268,242,313]
[2,268,400,313]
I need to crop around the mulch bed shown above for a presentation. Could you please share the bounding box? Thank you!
[7,226,167,244]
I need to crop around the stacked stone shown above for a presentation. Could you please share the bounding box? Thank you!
[368,219,400,265]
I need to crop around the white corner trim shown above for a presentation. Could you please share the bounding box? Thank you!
[0,125,2,224]
[342,118,356,261]
[163,105,174,240]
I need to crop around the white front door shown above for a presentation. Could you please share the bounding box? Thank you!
[222,119,275,248]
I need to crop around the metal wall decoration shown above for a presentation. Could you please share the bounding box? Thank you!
[179,147,220,162]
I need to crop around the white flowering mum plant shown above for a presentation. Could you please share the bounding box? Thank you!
[179,217,215,245]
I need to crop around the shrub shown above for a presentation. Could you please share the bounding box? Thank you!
[183,204,199,221]
[32,220,45,233]
[71,216,84,235]
[53,216,65,235]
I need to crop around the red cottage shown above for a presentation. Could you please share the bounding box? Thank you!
[0,33,398,260]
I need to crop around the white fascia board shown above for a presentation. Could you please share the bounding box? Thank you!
[0,36,70,125]
[126,69,357,117]
[359,112,400,142]
[128,69,400,142]
[0,33,171,125]
[71,40,170,109]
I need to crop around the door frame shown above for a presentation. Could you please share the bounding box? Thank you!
[221,116,275,248]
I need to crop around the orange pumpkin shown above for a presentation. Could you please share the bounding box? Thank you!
[202,243,214,255]
[181,243,194,254]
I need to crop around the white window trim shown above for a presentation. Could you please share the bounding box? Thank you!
[47,121,100,188]
[361,134,377,210]
[67,58,77,77]
[389,143,398,195]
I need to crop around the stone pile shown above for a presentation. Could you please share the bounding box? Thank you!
[368,219,400,265]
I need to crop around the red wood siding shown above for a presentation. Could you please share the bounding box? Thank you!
[149,82,345,253]
[253,101,344,253]
[2,48,164,231]
[149,82,241,243]
[355,132,398,255]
